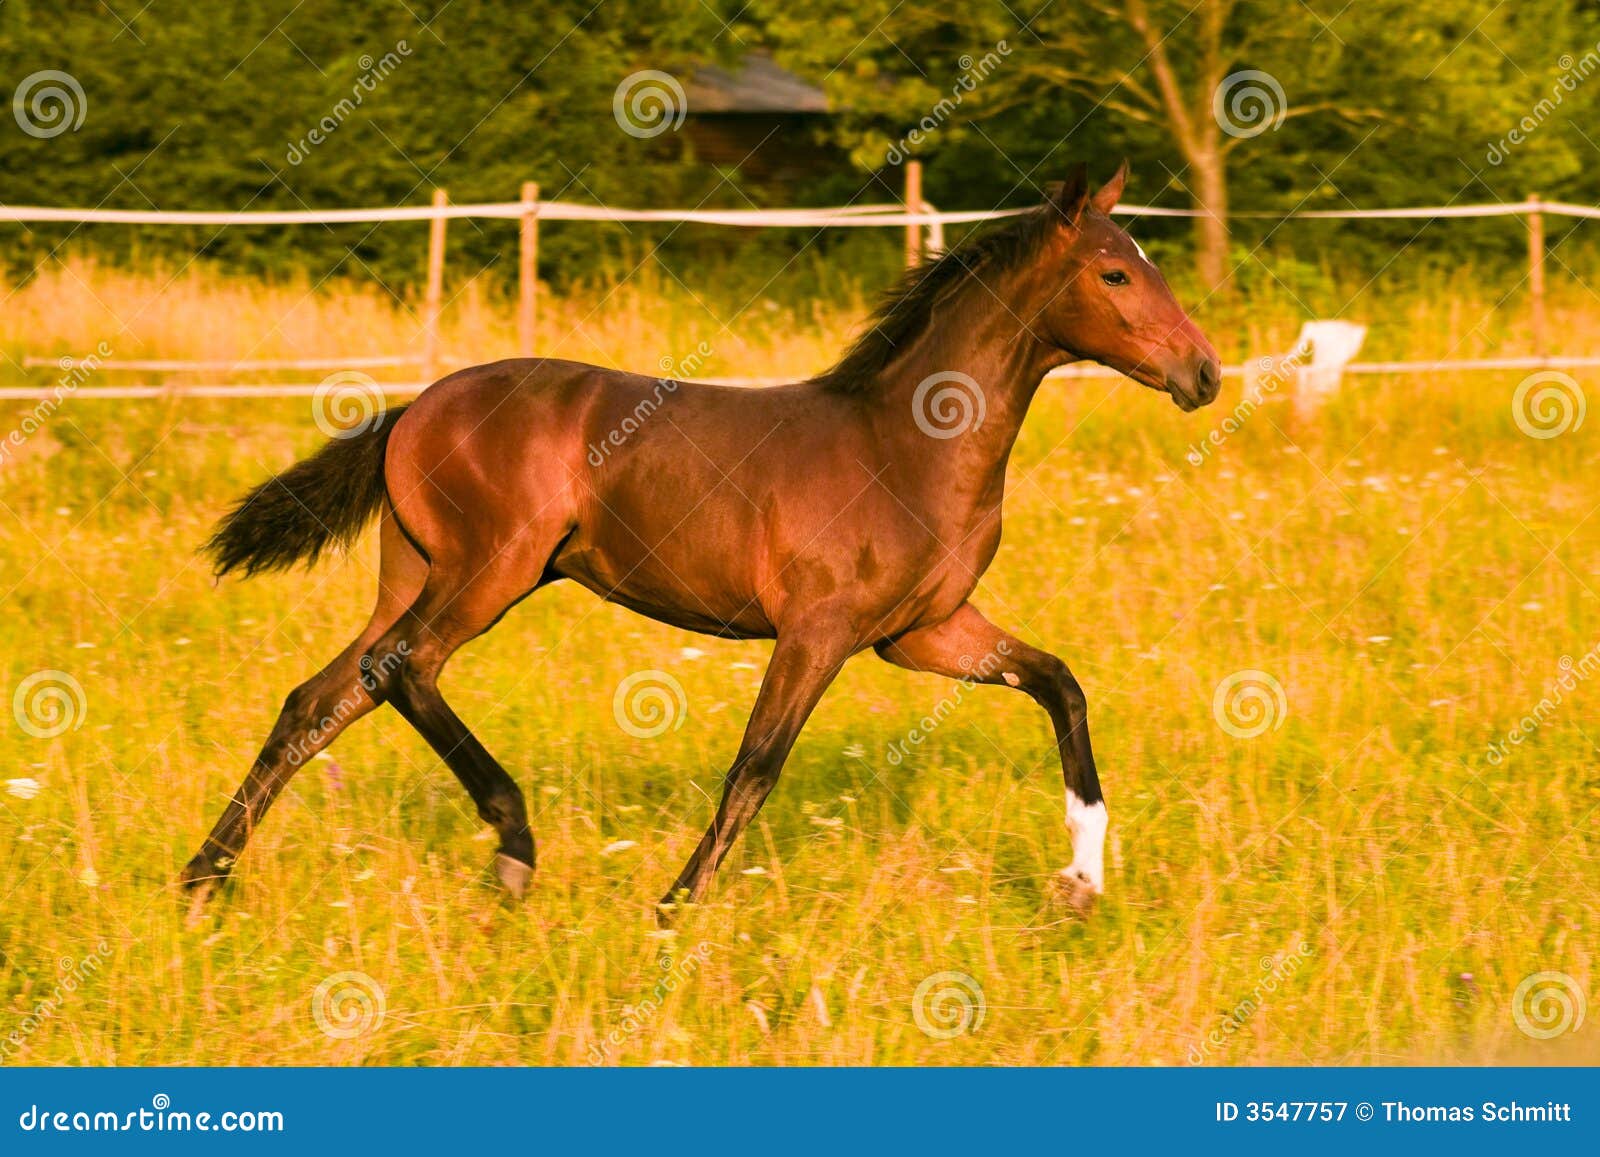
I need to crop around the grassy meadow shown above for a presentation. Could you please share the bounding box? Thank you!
[0,252,1597,1066]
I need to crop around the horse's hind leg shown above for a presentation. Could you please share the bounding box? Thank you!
[180,507,427,905]
[359,545,557,897]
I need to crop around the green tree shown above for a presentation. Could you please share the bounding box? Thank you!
[753,0,1600,288]
[0,0,733,285]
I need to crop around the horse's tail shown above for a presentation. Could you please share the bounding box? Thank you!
[203,406,408,578]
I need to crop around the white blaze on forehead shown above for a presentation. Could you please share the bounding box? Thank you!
[1100,240,1152,264]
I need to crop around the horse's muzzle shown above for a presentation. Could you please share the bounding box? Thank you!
[1169,354,1222,411]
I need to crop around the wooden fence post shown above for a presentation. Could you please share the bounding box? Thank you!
[1528,193,1546,360]
[519,181,540,359]
[904,160,923,269]
[423,187,448,381]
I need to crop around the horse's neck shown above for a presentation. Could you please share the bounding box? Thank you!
[866,285,1066,494]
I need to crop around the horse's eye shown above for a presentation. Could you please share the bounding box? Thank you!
[1101,270,1131,286]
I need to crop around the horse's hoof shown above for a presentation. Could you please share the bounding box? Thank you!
[655,888,696,927]
[176,855,230,924]
[177,862,225,929]
[1050,867,1100,916]
[178,852,222,889]
[495,853,534,899]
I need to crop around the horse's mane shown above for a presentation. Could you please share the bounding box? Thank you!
[810,205,1057,395]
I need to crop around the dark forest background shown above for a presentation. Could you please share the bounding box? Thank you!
[4,0,1599,295]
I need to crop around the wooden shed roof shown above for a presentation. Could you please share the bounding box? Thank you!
[686,54,829,115]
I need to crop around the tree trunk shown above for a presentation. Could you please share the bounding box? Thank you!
[1190,143,1229,293]
[1117,0,1233,291]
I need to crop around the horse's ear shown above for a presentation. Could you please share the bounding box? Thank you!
[1091,159,1129,214]
[1049,163,1091,227]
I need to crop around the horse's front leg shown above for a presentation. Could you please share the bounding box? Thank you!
[661,616,857,914]
[876,601,1107,911]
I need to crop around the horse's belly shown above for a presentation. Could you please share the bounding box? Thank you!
[553,544,775,640]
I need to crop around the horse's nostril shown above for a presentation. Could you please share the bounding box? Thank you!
[1196,358,1221,401]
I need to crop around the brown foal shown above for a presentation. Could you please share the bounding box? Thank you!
[183,163,1220,915]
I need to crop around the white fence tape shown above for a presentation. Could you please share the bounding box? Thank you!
[9,358,1600,402]
[19,355,417,372]
[0,197,1581,228]
[0,201,1010,227]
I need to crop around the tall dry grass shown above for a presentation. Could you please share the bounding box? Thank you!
[1,243,1590,384]
[0,257,861,386]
